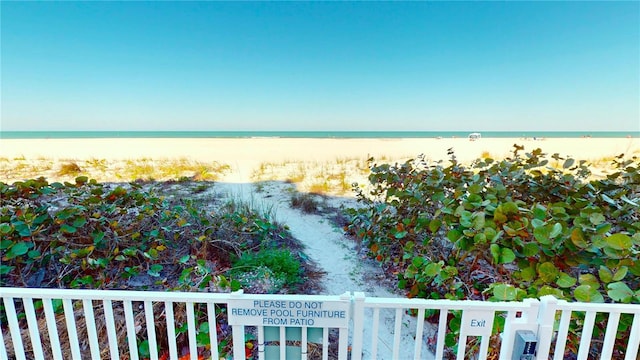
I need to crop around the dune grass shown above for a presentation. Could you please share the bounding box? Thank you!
[249,156,394,195]
[0,157,231,183]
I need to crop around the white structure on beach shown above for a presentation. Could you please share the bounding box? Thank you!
[468,132,482,141]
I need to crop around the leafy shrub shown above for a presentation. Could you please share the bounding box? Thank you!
[346,146,640,357]
[0,176,305,358]
[2,176,231,290]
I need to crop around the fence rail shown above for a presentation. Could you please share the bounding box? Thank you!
[1,287,639,360]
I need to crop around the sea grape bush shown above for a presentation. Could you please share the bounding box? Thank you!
[0,177,299,291]
[346,146,639,357]
[0,176,303,358]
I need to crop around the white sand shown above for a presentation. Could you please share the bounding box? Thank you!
[1,137,638,183]
[2,137,637,162]
[217,181,432,358]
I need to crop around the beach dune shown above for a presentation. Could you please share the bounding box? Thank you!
[1,137,638,184]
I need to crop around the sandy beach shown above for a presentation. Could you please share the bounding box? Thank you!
[3,136,639,358]
[1,137,638,185]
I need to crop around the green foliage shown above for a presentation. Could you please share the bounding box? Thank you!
[0,177,298,292]
[346,147,640,358]
[229,249,303,293]
[0,176,306,359]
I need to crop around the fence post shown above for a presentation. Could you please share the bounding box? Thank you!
[350,292,365,360]
[499,298,540,360]
[3,297,26,360]
[337,292,354,360]
[624,308,640,360]
[0,319,8,360]
[230,290,246,360]
[536,295,558,360]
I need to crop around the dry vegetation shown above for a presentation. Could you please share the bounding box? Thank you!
[0,157,231,183]
[251,155,413,195]
[1,148,636,193]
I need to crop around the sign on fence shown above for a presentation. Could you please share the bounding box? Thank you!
[461,310,495,336]
[228,298,350,327]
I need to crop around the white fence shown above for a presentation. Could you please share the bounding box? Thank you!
[1,287,639,360]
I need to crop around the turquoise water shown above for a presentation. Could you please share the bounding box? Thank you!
[1,131,638,139]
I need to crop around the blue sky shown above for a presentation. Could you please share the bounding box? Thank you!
[1,1,638,131]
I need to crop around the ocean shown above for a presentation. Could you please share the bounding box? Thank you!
[0,130,638,139]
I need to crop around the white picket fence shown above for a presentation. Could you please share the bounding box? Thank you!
[1,287,639,360]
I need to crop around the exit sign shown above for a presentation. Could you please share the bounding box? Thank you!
[461,310,495,336]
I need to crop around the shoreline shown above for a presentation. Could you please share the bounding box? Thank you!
[3,130,639,140]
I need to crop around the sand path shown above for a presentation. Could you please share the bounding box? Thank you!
[215,181,434,359]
